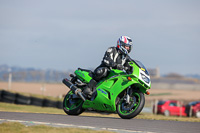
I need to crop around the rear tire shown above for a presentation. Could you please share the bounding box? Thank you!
[116,91,145,119]
[63,91,85,115]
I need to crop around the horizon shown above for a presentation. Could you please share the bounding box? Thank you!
[0,63,199,77]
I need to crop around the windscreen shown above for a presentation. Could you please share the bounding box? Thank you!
[132,59,150,76]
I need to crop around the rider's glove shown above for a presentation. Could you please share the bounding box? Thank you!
[117,64,124,70]
[124,67,129,71]
[124,66,134,74]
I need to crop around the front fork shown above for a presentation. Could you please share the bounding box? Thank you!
[125,86,131,104]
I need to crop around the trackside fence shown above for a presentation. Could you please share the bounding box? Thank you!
[0,90,63,109]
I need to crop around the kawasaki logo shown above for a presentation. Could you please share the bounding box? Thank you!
[98,88,107,95]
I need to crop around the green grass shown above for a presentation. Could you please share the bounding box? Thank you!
[0,102,64,114]
[0,102,200,122]
[0,122,114,133]
[136,113,200,122]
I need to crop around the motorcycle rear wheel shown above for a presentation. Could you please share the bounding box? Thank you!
[117,91,145,119]
[63,91,85,115]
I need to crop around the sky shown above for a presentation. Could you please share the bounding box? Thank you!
[0,0,200,75]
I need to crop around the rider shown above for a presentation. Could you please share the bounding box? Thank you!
[83,36,133,98]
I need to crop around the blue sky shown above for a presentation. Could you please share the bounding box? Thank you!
[0,0,200,75]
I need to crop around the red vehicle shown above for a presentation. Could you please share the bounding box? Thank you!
[185,101,200,118]
[153,100,187,116]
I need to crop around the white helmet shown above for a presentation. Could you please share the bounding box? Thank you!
[117,36,133,54]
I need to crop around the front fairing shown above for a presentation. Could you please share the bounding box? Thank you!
[129,60,151,89]
[105,59,151,89]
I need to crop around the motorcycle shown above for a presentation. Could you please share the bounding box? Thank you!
[62,56,151,119]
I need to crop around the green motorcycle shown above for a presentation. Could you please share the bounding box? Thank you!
[62,57,151,119]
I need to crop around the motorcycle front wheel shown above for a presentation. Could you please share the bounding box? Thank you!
[116,91,145,119]
[63,90,85,115]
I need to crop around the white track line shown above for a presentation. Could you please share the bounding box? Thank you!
[0,119,156,133]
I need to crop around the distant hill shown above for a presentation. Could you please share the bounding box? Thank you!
[186,74,200,80]
[1,64,200,84]
[0,64,71,83]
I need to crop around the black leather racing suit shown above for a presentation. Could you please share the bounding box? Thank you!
[93,46,131,81]
[83,46,132,97]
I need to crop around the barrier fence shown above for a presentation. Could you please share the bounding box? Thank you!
[0,90,63,109]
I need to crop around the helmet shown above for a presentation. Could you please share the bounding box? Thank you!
[117,36,133,54]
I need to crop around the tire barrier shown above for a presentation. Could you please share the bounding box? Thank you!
[57,101,63,109]
[1,90,16,103]
[15,94,31,105]
[43,99,58,108]
[30,97,44,107]
[0,90,63,109]
[0,90,2,101]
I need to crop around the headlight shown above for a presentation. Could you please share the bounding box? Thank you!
[141,73,150,84]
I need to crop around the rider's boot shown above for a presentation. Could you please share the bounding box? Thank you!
[83,79,97,98]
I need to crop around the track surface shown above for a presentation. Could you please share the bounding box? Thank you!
[0,111,199,133]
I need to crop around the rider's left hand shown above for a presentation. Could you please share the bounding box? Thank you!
[117,64,124,70]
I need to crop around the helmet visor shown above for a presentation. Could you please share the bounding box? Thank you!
[120,41,132,53]
[121,41,132,46]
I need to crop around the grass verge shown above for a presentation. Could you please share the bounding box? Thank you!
[0,122,113,133]
[0,102,64,114]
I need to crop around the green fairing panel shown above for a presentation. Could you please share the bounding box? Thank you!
[107,69,125,78]
[128,61,151,90]
[129,62,140,77]
[83,74,139,112]
[82,76,122,112]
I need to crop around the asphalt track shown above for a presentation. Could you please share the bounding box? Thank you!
[0,111,199,133]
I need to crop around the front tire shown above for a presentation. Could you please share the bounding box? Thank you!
[63,91,85,115]
[116,91,145,119]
